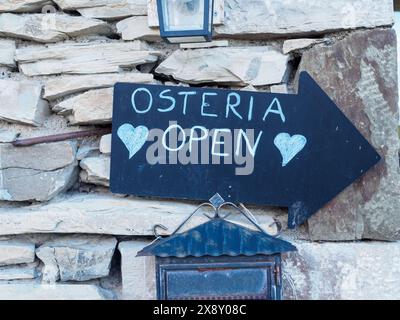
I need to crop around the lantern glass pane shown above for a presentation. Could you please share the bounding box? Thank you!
[165,268,271,300]
[162,0,206,32]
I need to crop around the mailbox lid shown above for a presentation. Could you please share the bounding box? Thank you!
[137,218,296,258]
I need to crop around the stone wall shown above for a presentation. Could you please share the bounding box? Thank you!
[0,0,399,300]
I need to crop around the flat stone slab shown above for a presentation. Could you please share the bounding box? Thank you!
[214,0,393,38]
[54,0,148,20]
[119,241,156,300]
[1,164,78,202]
[0,79,49,126]
[116,16,160,41]
[99,134,111,155]
[282,38,326,54]
[0,141,78,202]
[0,39,15,67]
[80,156,110,187]
[0,141,76,171]
[36,235,117,282]
[0,262,37,280]
[0,192,279,236]
[0,13,110,43]
[0,241,35,266]
[15,41,160,76]
[76,144,99,161]
[44,73,154,100]
[53,88,113,125]
[0,1,51,13]
[0,130,18,143]
[156,47,289,86]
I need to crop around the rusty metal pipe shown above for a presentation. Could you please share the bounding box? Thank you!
[12,127,112,147]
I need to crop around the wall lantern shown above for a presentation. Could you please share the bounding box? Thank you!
[137,194,296,300]
[156,0,214,44]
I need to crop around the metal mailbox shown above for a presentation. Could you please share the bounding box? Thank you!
[137,194,296,300]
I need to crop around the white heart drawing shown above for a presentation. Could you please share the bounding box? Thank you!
[274,133,307,167]
[117,123,149,159]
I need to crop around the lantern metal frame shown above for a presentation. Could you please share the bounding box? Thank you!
[156,0,215,44]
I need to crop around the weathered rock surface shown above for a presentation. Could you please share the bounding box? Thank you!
[53,88,113,125]
[54,0,148,20]
[44,72,154,100]
[0,262,37,280]
[80,156,110,187]
[0,141,78,202]
[15,41,160,76]
[156,47,289,86]
[282,38,325,54]
[0,0,51,13]
[0,79,49,126]
[0,39,15,67]
[36,235,117,282]
[283,241,400,300]
[35,247,57,283]
[0,13,110,43]
[0,283,109,300]
[297,29,400,241]
[76,144,99,161]
[0,192,279,236]
[79,2,147,20]
[0,141,76,171]
[215,0,393,38]
[119,241,156,300]
[116,16,159,41]
[99,134,111,155]
[0,165,78,202]
[0,130,18,143]
[0,241,35,266]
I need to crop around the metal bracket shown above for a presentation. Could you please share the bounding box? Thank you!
[152,193,282,239]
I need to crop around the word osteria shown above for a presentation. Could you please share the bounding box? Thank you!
[130,87,286,123]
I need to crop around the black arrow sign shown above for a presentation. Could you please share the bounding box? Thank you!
[110,72,381,228]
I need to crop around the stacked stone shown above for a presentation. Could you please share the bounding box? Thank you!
[0,0,399,300]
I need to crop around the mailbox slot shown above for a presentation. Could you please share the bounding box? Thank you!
[156,255,282,300]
